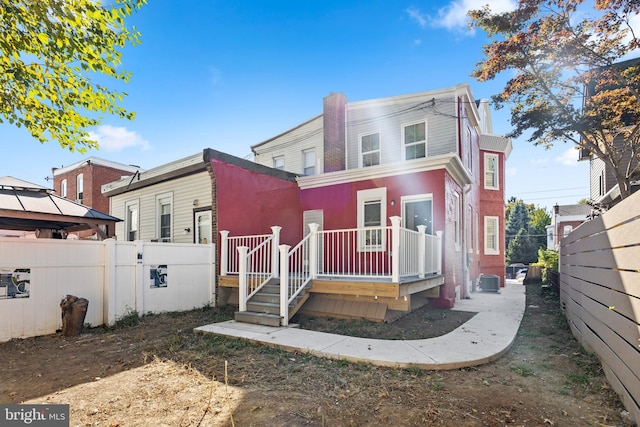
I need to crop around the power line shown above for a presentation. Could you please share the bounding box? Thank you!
[514,186,587,195]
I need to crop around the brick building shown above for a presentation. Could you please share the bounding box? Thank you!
[52,157,141,239]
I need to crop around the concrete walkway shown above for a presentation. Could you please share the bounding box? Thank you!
[194,280,526,370]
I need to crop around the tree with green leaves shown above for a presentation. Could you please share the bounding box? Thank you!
[505,200,530,249]
[0,0,145,153]
[506,228,538,265]
[469,1,640,200]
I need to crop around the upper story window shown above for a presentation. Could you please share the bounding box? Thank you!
[465,125,472,171]
[60,179,67,198]
[360,132,380,167]
[484,153,499,190]
[403,121,426,160]
[303,149,315,175]
[76,174,83,203]
[273,156,284,171]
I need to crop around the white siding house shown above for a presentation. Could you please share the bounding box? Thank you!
[102,153,213,244]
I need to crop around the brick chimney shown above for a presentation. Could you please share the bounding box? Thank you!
[323,92,347,172]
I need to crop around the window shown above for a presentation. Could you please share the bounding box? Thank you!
[465,126,472,171]
[475,212,479,254]
[453,192,461,250]
[598,170,605,196]
[563,225,573,238]
[303,149,315,175]
[273,156,284,170]
[61,179,67,198]
[360,132,380,167]
[403,121,426,160]
[76,173,84,203]
[156,194,172,242]
[484,216,499,255]
[357,188,387,250]
[484,153,499,190]
[467,205,473,253]
[125,201,139,241]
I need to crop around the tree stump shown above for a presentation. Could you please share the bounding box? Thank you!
[60,295,89,337]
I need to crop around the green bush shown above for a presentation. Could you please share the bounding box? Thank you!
[532,248,558,284]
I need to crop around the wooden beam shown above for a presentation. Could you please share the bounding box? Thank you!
[310,279,400,298]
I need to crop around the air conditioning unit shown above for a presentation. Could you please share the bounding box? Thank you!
[479,275,500,292]
[75,199,83,204]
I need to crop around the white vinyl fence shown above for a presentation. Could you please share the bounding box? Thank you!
[0,238,216,342]
[559,190,640,423]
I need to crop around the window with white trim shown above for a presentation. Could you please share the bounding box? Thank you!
[303,149,315,175]
[357,188,387,251]
[484,153,499,190]
[360,132,380,167]
[563,225,573,238]
[125,201,139,241]
[453,192,461,250]
[475,212,479,254]
[156,193,173,242]
[403,121,426,160]
[467,205,473,253]
[273,156,284,170]
[76,173,84,203]
[61,179,67,198]
[484,216,500,255]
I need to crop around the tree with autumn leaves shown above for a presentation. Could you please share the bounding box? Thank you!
[0,0,145,153]
[469,0,640,200]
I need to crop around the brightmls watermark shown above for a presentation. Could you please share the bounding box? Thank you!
[1,404,69,426]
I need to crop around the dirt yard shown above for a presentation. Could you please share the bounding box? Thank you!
[0,284,634,426]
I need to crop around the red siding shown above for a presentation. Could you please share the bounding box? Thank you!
[300,169,466,308]
[210,158,302,245]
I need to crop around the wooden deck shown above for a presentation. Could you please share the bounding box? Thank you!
[218,274,445,322]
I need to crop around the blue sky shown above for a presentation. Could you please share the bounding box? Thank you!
[2,0,591,210]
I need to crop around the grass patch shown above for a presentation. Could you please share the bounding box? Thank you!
[510,365,535,377]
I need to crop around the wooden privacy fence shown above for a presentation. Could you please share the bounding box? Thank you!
[0,239,216,342]
[559,191,640,423]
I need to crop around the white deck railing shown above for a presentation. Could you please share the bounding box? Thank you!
[221,227,281,312]
[221,217,443,322]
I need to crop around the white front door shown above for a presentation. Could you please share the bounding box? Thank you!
[195,210,212,244]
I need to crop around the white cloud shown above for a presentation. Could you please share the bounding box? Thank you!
[556,147,579,166]
[408,1,517,34]
[88,125,150,152]
[505,166,517,177]
[406,7,427,28]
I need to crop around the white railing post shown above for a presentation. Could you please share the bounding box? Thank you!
[417,225,427,278]
[436,230,443,275]
[220,230,229,276]
[279,244,291,326]
[390,216,401,283]
[238,246,248,312]
[271,226,282,278]
[308,223,319,279]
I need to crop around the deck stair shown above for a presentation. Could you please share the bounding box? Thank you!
[234,279,311,326]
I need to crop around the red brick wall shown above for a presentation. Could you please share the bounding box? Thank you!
[53,163,131,213]
[323,92,346,172]
[478,150,507,285]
